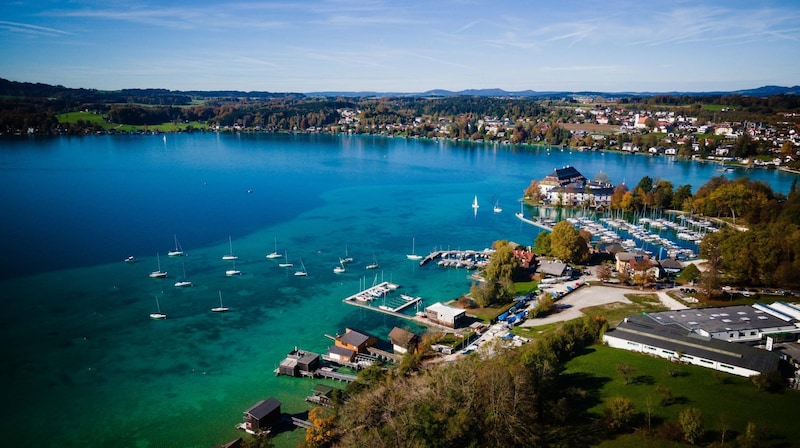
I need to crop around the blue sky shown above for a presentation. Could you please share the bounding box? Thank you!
[1,0,798,93]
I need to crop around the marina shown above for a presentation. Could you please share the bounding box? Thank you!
[342,281,423,317]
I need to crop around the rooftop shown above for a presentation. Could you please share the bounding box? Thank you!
[645,305,792,334]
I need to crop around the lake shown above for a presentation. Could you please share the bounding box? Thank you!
[0,133,795,447]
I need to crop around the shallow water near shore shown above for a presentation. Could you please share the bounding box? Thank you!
[0,133,794,447]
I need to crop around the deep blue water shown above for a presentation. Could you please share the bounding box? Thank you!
[0,133,795,447]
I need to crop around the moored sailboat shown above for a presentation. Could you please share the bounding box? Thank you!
[294,258,308,276]
[406,237,422,260]
[222,235,238,260]
[278,250,293,268]
[149,253,168,278]
[266,237,281,259]
[212,290,229,312]
[174,260,193,287]
[150,295,167,319]
[168,234,185,257]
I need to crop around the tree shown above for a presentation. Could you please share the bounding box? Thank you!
[596,263,612,282]
[594,171,611,185]
[677,263,700,284]
[484,241,518,282]
[550,221,589,263]
[531,292,555,317]
[305,406,338,448]
[616,363,636,385]
[534,231,551,255]
[673,184,693,210]
[604,396,636,431]
[678,407,704,445]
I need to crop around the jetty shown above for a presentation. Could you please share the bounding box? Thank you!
[515,212,554,231]
[418,249,493,269]
[343,281,422,315]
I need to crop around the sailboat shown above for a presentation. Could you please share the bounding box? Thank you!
[340,245,354,264]
[294,258,308,276]
[278,250,293,268]
[212,290,229,313]
[168,234,184,257]
[149,253,168,278]
[406,237,422,260]
[174,260,193,287]
[333,261,346,274]
[225,258,242,276]
[150,295,167,319]
[472,195,480,209]
[493,200,502,213]
[266,237,281,259]
[222,235,238,260]
[366,255,380,270]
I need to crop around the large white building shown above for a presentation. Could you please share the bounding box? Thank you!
[603,314,782,377]
[538,166,615,207]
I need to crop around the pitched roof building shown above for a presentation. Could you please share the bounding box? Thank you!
[603,314,781,377]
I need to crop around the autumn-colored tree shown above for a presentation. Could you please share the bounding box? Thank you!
[596,263,612,282]
[550,221,589,263]
[305,406,338,448]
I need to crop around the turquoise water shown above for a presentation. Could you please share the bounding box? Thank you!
[0,133,795,447]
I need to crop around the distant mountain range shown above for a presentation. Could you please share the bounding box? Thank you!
[1,77,798,99]
[306,85,800,98]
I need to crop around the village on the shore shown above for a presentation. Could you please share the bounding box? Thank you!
[221,165,800,446]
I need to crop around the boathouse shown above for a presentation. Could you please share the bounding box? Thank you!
[243,398,281,433]
[388,327,418,355]
[327,345,356,363]
[278,349,320,377]
[425,302,467,328]
[335,328,377,354]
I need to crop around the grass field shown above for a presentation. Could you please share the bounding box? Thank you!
[57,111,208,132]
[565,344,799,446]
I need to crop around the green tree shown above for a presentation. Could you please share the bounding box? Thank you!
[604,396,636,431]
[678,407,704,445]
[549,221,589,263]
[673,184,693,210]
[484,241,518,282]
[677,263,701,284]
[533,231,551,255]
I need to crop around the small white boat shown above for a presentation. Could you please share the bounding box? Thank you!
[174,261,193,287]
[125,255,138,263]
[333,262,346,274]
[278,250,293,268]
[150,295,167,320]
[149,253,168,278]
[168,234,185,257]
[222,235,238,260]
[340,245,354,264]
[266,237,281,259]
[493,200,502,213]
[212,290,229,313]
[365,255,379,270]
[472,195,479,209]
[225,259,242,276]
[294,258,308,276]
[406,237,422,260]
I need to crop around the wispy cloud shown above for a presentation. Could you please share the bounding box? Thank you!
[0,20,70,37]
[541,65,625,73]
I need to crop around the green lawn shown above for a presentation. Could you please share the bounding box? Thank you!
[565,344,799,446]
[57,111,208,132]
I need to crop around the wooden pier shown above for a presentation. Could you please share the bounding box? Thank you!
[314,368,357,382]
